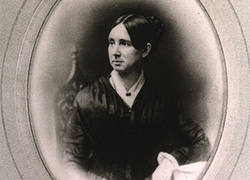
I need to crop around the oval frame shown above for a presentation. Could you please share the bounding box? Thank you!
[1,0,249,180]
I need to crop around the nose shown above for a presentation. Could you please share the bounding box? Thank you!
[113,45,121,59]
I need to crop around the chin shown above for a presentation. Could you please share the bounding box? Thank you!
[112,66,126,72]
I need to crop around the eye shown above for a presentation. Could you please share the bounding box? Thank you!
[108,39,115,45]
[120,40,131,47]
[124,42,131,47]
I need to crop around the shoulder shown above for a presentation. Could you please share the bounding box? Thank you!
[75,76,110,108]
[144,76,180,113]
[145,77,173,99]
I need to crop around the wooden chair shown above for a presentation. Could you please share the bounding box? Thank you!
[54,45,89,155]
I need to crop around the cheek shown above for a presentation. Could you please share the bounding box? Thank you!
[130,51,142,61]
[125,49,137,58]
[108,47,112,57]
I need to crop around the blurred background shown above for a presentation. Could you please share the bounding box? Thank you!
[29,0,226,179]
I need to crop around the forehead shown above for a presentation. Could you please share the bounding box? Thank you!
[108,23,131,40]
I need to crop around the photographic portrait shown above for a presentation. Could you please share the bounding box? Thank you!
[1,0,249,180]
[30,0,224,179]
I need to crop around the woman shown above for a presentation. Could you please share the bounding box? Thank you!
[64,14,210,180]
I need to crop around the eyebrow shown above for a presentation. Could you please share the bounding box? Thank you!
[108,38,114,41]
[120,39,131,44]
[108,37,131,43]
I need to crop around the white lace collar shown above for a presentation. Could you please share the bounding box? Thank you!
[109,70,145,108]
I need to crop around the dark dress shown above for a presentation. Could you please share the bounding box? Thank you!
[64,76,210,180]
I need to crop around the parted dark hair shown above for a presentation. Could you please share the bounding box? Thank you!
[111,14,165,51]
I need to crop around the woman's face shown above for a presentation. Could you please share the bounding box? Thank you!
[108,23,145,73]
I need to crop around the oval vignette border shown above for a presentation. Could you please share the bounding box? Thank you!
[1,0,250,180]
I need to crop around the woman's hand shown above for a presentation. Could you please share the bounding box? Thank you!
[65,161,107,180]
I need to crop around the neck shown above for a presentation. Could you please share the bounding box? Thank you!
[115,67,143,91]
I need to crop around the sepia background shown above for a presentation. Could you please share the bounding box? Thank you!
[1,0,249,180]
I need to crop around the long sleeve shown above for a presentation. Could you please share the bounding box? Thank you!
[152,113,211,180]
[169,113,211,165]
[63,101,92,170]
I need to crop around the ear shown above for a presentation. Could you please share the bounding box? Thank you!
[142,43,152,58]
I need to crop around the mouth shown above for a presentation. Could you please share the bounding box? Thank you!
[112,60,123,64]
[112,60,123,66]
[112,60,123,63]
